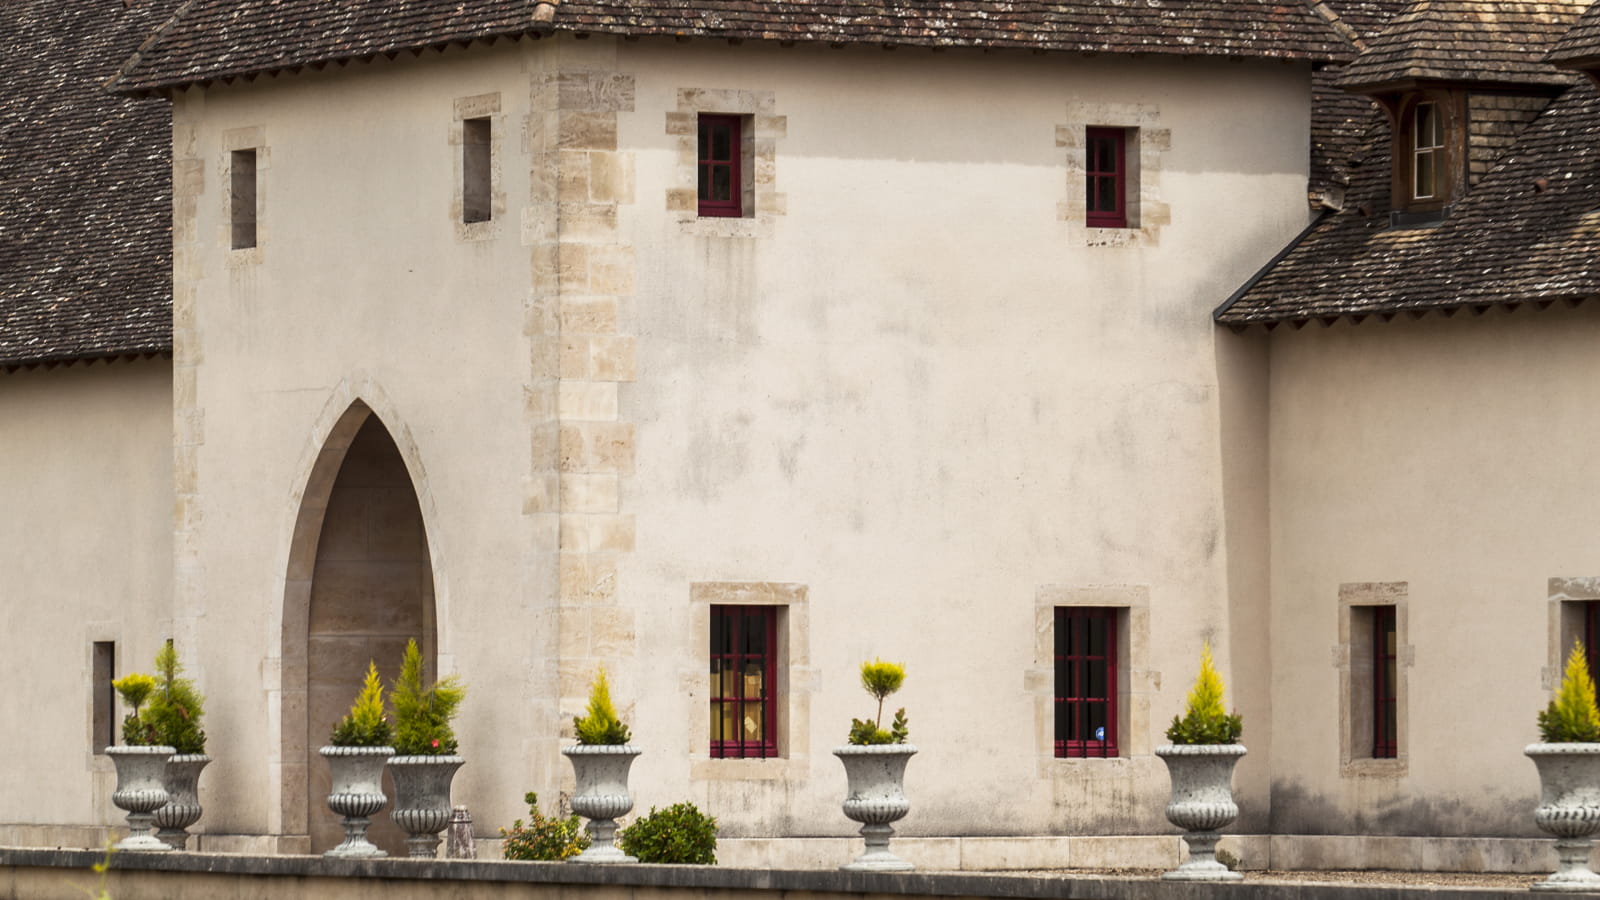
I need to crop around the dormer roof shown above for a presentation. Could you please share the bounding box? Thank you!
[1337,0,1585,92]
[1547,0,1600,69]
[111,0,1356,94]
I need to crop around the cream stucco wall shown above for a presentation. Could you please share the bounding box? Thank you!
[9,34,1315,854]
[1266,304,1600,841]
[0,359,173,834]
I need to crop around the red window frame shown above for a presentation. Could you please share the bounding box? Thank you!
[1085,127,1127,229]
[698,115,743,218]
[1055,607,1118,758]
[1584,601,1600,689]
[1373,605,1398,759]
[710,605,777,758]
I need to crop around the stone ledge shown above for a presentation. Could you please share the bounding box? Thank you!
[0,847,1542,900]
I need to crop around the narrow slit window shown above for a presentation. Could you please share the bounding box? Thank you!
[1085,128,1127,228]
[697,115,743,218]
[92,641,115,753]
[463,117,492,224]
[709,605,778,758]
[1055,607,1119,758]
[1373,605,1398,758]
[231,149,258,249]
[1412,102,1443,201]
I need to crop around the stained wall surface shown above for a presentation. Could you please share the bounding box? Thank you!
[1265,304,1600,841]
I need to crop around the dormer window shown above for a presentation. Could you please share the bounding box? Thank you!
[1411,102,1443,200]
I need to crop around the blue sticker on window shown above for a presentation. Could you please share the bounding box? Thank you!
[1095,726,1105,741]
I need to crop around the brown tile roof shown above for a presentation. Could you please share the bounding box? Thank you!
[1547,0,1600,67]
[112,0,1357,92]
[1308,0,1403,198]
[1217,72,1600,326]
[1,0,178,369]
[1336,0,1586,91]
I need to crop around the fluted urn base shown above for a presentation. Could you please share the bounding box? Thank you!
[1527,743,1600,892]
[834,744,917,872]
[107,745,176,852]
[1156,743,1246,882]
[563,744,641,864]
[389,755,465,858]
[154,754,211,850]
[320,745,394,859]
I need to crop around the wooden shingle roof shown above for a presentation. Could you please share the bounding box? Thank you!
[0,0,179,369]
[111,0,1357,93]
[1547,0,1600,67]
[1218,72,1600,327]
[1336,0,1586,91]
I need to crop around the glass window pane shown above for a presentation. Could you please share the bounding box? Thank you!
[720,701,740,743]
[742,661,764,698]
[710,700,724,741]
[712,124,731,160]
[1383,700,1397,742]
[1097,178,1117,212]
[743,701,764,739]
[744,612,765,654]
[1055,699,1070,741]
[1415,153,1434,198]
[1087,702,1106,737]
[712,165,731,201]
[719,666,738,698]
[698,124,709,160]
[698,164,711,200]
[1088,659,1106,699]
[1088,618,1106,656]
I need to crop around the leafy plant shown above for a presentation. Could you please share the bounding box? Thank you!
[329,661,392,747]
[617,802,718,864]
[573,667,631,745]
[500,791,589,861]
[112,673,158,746]
[110,643,206,752]
[391,639,466,755]
[145,642,206,753]
[1165,642,1243,744]
[1539,641,1600,742]
[847,658,909,745]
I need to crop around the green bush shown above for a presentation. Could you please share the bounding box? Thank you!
[112,673,158,745]
[1539,641,1600,742]
[617,802,718,864]
[1165,642,1243,745]
[391,639,465,755]
[501,792,589,861]
[846,658,909,745]
[329,661,392,746]
[573,667,631,745]
[111,643,207,752]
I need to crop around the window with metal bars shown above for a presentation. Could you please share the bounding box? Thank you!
[1055,607,1118,758]
[710,605,777,758]
[697,115,743,218]
[1373,605,1398,759]
[1085,128,1127,229]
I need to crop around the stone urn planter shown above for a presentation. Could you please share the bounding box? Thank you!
[834,744,918,872]
[1526,743,1600,891]
[153,753,211,850]
[388,754,465,858]
[562,744,641,863]
[107,745,175,851]
[1156,743,1246,881]
[320,745,394,858]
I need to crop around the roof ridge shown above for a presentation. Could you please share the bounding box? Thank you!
[104,0,205,93]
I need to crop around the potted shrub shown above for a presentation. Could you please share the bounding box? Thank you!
[833,658,916,872]
[1155,642,1245,881]
[143,643,210,850]
[387,639,466,858]
[107,671,174,851]
[320,661,395,858]
[562,667,640,863]
[1527,641,1600,892]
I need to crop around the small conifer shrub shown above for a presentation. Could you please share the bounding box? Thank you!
[500,792,589,861]
[573,667,631,745]
[391,639,466,755]
[1165,642,1243,745]
[617,802,719,864]
[110,643,207,752]
[1538,641,1600,743]
[847,658,910,745]
[329,661,392,747]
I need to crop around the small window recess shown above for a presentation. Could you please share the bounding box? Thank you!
[462,117,492,224]
[1085,128,1129,229]
[710,605,779,759]
[92,641,115,754]
[1338,582,1408,775]
[1054,606,1122,758]
[697,114,751,218]
[231,149,258,249]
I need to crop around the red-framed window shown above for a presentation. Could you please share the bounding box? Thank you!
[710,605,777,758]
[1085,127,1127,229]
[1583,601,1600,688]
[1373,605,1398,759]
[698,115,743,218]
[1055,607,1118,758]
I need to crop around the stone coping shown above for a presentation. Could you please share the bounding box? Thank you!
[0,847,1540,899]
